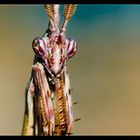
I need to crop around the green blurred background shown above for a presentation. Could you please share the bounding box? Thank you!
[1,4,140,135]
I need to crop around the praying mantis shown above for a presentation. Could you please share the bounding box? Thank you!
[22,4,77,136]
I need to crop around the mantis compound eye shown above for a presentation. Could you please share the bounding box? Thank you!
[66,39,77,58]
[32,37,46,57]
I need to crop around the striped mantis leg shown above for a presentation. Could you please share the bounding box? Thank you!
[22,60,55,135]
[54,66,73,135]
[22,77,34,135]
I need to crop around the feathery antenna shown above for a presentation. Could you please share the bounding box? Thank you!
[63,4,77,21]
[44,4,60,32]
[44,5,54,21]
[61,4,77,32]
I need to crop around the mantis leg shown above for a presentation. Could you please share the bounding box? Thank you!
[22,78,34,135]
[54,66,73,135]
[22,62,55,136]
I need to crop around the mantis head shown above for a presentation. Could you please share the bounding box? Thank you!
[32,4,77,78]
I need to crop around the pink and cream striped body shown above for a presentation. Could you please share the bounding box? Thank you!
[22,4,77,136]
